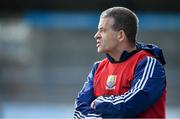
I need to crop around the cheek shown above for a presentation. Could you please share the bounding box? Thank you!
[101,37,109,48]
[103,35,117,47]
[102,33,111,43]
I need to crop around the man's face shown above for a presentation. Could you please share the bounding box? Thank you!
[94,17,120,54]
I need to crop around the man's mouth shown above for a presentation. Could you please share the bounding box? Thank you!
[96,40,101,47]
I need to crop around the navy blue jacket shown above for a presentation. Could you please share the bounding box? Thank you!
[74,42,166,118]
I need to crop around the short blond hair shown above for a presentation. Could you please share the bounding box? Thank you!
[101,7,139,44]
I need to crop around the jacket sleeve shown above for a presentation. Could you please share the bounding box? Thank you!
[74,62,102,119]
[92,56,166,118]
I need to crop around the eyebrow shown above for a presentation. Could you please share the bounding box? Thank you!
[98,27,105,31]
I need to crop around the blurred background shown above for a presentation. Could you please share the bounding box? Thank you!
[0,0,180,118]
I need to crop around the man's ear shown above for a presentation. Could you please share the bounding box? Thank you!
[117,30,125,42]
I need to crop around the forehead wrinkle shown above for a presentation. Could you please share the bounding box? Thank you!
[99,18,108,29]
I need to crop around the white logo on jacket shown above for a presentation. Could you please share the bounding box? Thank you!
[106,75,117,90]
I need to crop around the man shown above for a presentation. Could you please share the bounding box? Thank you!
[74,7,166,118]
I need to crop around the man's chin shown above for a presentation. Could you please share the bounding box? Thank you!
[97,49,105,54]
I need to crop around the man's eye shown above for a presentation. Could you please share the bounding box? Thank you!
[100,29,105,32]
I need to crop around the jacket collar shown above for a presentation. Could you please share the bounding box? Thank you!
[106,42,166,65]
[106,48,140,63]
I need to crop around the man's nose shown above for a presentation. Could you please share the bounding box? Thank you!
[94,31,99,40]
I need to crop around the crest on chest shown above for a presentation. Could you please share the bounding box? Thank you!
[106,75,117,90]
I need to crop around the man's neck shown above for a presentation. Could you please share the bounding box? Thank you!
[109,44,137,62]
